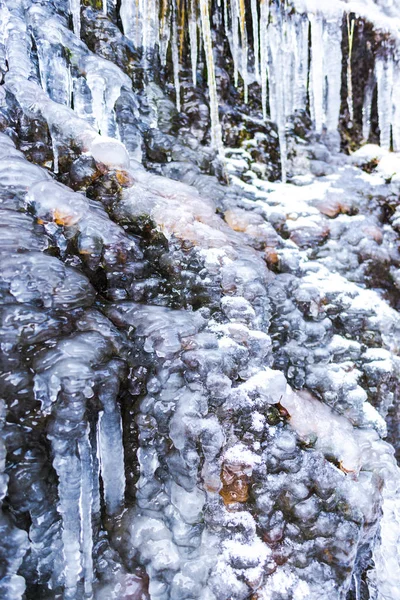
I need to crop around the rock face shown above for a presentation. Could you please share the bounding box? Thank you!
[1,1,400,599]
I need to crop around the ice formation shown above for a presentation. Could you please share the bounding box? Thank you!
[114,0,400,180]
[1,0,400,599]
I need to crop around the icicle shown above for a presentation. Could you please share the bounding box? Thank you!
[293,14,309,112]
[0,399,28,600]
[4,10,33,80]
[141,0,147,49]
[178,0,185,63]
[34,39,72,107]
[323,13,343,149]
[189,0,198,85]
[171,0,181,111]
[104,86,120,138]
[0,400,7,504]
[372,458,400,599]
[199,0,223,153]
[267,4,289,182]
[309,13,324,134]
[69,0,80,38]
[251,0,260,82]
[346,14,355,124]
[362,72,375,142]
[238,0,248,103]
[72,75,94,126]
[0,7,7,74]
[283,15,296,118]
[78,427,94,598]
[230,0,240,87]
[298,9,342,144]
[259,0,269,121]
[98,381,125,517]
[159,0,170,66]
[90,421,102,538]
[51,130,59,174]
[52,441,82,598]
[120,0,157,51]
[120,0,139,44]
[376,54,394,150]
[223,0,229,38]
[143,0,158,55]
[391,61,400,151]
[86,70,106,134]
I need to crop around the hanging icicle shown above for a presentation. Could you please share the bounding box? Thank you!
[376,54,394,150]
[120,0,140,47]
[238,0,248,103]
[159,0,171,66]
[323,13,343,150]
[346,13,355,125]
[171,0,181,111]
[62,0,400,176]
[199,0,223,153]
[230,0,240,87]
[267,3,290,182]
[97,366,126,517]
[362,72,375,142]
[251,0,260,82]
[309,9,343,143]
[189,0,198,85]
[69,0,80,38]
[259,0,269,121]
[309,13,324,134]
[78,427,94,599]
[391,60,400,151]
[293,13,309,112]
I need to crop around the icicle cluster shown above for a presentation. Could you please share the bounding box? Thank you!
[373,51,400,152]
[107,0,336,181]
[116,0,345,178]
[8,0,397,179]
[113,0,400,180]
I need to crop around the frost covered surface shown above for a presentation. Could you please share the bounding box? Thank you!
[1,0,400,600]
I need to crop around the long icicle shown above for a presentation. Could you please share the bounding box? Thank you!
[260,0,269,120]
[309,13,324,133]
[267,3,288,182]
[199,0,223,153]
[293,14,309,112]
[346,13,355,124]
[171,0,181,111]
[69,0,80,38]
[230,0,239,87]
[362,72,375,142]
[78,427,94,598]
[251,0,260,82]
[179,0,185,63]
[238,0,248,102]
[159,0,170,66]
[189,0,198,85]
[323,12,343,150]
[376,54,393,150]
[391,60,400,151]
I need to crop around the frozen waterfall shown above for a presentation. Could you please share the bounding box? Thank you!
[1,1,400,599]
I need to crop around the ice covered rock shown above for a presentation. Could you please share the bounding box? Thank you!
[1,1,400,599]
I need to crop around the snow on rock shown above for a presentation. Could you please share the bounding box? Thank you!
[88,135,131,169]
